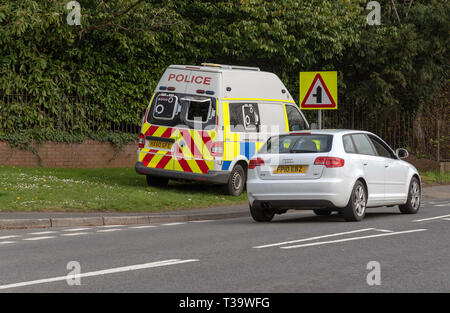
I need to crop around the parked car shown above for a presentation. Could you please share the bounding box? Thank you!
[246,129,421,222]
[135,63,308,196]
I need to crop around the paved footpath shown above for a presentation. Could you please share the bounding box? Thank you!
[0,185,448,292]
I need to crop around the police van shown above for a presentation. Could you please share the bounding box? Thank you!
[135,63,309,196]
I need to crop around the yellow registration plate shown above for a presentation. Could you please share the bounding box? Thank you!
[148,140,172,150]
[274,165,307,174]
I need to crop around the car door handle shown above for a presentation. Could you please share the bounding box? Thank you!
[385,164,390,168]
[363,162,368,166]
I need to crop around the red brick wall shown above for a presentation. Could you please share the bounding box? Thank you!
[0,140,138,168]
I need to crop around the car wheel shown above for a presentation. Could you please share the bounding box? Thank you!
[146,175,169,187]
[342,181,367,222]
[399,177,421,214]
[249,203,274,222]
[225,164,245,196]
[313,209,332,216]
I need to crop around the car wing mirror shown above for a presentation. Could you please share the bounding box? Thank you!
[396,148,409,159]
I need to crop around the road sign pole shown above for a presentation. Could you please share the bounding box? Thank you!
[318,110,322,129]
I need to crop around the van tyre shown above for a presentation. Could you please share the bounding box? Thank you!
[399,177,421,214]
[249,203,274,222]
[313,209,332,216]
[225,164,245,196]
[342,181,367,222]
[146,175,169,187]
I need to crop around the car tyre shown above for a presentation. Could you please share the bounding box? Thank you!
[249,203,275,222]
[313,209,332,216]
[225,164,245,196]
[342,181,367,222]
[146,175,169,187]
[399,177,421,214]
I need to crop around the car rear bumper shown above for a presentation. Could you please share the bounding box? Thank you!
[135,162,230,184]
[247,176,352,208]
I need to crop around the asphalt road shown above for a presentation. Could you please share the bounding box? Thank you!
[0,198,449,293]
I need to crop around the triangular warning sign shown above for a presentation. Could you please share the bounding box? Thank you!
[301,74,336,108]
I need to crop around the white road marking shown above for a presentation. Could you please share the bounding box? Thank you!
[0,241,15,245]
[161,222,187,226]
[62,228,92,232]
[190,220,213,223]
[434,203,450,207]
[23,236,56,241]
[96,228,122,233]
[0,259,199,290]
[375,229,394,233]
[61,232,89,237]
[0,235,20,240]
[281,229,427,249]
[442,218,450,221]
[253,228,375,249]
[100,225,127,228]
[28,231,58,235]
[129,225,157,229]
[412,214,450,222]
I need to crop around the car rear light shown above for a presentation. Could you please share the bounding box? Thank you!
[211,141,223,157]
[138,133,145,148]
[314,157,345,168]
[249,157,265,169]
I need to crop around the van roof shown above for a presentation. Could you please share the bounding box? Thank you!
[158,64,294,101]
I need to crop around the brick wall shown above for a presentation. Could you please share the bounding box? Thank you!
[0,140,138,168]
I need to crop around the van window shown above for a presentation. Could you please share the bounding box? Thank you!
[147,92,216,129]
[258,103,285,133]
[185,98,211,123]
[285,105,307,131]
[262,134,333,154]
[152,94,178,120]
[229,103,260,132]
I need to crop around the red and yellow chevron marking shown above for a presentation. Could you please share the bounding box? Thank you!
[139,123,216,175]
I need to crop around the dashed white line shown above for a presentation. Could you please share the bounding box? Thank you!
[375,229,394,233]
[23,236,56,241]
[28,231,58,235]
[161,222,187,226]
[0,235,20,240]
[253,228,375,249]
[61,232,89,237]
[0,259,199,290]
[62,228,92,232]
[412,214,450,222]
[96,228,122,233]
[281,229,427,249]
[100,225,127,228]
[0,241,16,245]
[129,225,157,229]
[442,218,450,221]
[434,203,450,207]
[190,220,213,223]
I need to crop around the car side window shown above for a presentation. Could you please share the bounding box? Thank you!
[351,134,376,156]
[285,105,307,131]
[369,136,395,159]
[342,135,357,153]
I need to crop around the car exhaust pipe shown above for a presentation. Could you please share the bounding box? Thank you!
[261,202,272,210]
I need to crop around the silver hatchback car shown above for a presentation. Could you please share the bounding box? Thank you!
[246,130,421,222]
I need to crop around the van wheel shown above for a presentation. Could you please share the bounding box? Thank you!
[399,177,421,214]
[313,209,332,216]
[146,175,169,187]
[342,181,367,222]
[249,203,274,222]
[225,164,245,196]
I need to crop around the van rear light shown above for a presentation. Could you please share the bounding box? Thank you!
[138,133,145,149]
[314,157,345,168]
[249,157,265,169]
[167,86,175,91]
[196,89,205,94]
[211,141,224,157]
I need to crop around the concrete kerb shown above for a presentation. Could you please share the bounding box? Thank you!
[0,211,249,230]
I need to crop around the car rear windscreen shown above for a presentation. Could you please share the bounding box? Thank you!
[261,134,333,154]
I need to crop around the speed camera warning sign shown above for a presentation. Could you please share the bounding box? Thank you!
[300,72,337,110]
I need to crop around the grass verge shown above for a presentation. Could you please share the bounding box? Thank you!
[420,170,450,185]
[0,166,247,212]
